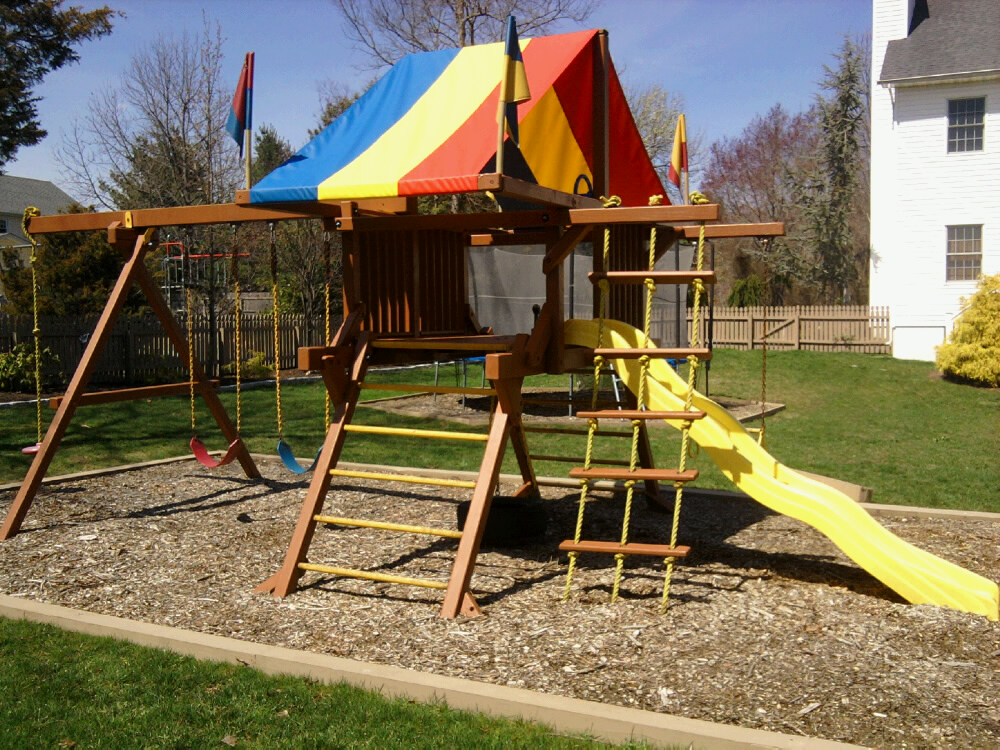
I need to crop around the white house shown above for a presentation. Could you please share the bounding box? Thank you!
[0,175,77,306]
[871,0,999,361]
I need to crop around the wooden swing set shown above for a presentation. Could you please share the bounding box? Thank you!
[2,28,784,618]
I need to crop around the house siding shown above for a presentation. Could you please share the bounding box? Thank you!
[871,0,1000,361]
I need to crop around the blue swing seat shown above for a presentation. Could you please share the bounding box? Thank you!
[276,438,321,474]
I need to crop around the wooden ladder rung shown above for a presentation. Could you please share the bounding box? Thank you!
[532,454,631,466]
[313,514,463,539]
[577,409,707,421]
[588,270,716,285]
[297,562,448,590]
[569,468,699,483]
[592,347,712,361]
[330,468,477,489]
[558,540,690,558]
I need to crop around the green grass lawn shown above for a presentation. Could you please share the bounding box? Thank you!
[1,350,997,511]
[0,617,647,749]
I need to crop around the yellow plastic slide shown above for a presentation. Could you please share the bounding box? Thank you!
[564,318,1000,621]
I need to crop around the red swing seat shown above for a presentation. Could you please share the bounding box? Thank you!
[189,436,242,468]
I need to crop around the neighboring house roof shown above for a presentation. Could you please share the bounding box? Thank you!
[0,175,77,243]
[880,0,1000,85]
[250,29,665,208]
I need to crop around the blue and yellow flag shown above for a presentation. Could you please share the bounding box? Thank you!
[499,15,531,146]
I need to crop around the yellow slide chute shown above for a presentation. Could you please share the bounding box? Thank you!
[564,318,999,621]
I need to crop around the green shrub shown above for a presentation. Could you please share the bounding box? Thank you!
[0,343,61,392]
[727,274,767,307]
[222,350,273,380]
[936,274,1000,386]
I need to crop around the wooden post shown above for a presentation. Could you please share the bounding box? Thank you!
[440,374,522,618]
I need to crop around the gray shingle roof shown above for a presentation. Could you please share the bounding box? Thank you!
[880,0,1000,84]
[0,175,77,218]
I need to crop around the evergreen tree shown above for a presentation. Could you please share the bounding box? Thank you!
[800,36,868,303]
[936,274,1000,386]
[0,0,116,170]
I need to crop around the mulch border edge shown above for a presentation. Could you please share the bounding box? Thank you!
[0,595,864,750]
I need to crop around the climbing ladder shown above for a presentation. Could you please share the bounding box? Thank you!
[256,321,538,618]
[560,195,715,611]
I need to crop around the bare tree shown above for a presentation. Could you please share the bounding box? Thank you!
[625,81,704,205]
[333,0,599,69]
[701,104,820,304]
[57,20,241,210]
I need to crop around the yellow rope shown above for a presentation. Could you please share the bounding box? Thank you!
[660,209,707,613]
[323,230,332,431]
[269,224,283,439]
[230,226,242,435]
[21,207,43,445]
[183,233,197,434]
[564,194,619,601]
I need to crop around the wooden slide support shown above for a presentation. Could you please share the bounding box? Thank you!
[1,224,257,540]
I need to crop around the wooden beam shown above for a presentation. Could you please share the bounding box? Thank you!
[468,229,558,246]
[477,174,603,209]
[678,222,785,240]
[48,381,219,409]
[542,225,592,274]
[25,197,413,235]
[592,31,610,198]
[567,204,719,224]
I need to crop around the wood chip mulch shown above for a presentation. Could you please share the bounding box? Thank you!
[1,458,998,749]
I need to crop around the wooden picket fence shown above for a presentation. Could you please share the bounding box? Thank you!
[0,312,333,386]
[665,305,891,353]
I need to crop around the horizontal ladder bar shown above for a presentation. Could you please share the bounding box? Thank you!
[588,270,716,285]
[577,409,707,421]
[592,347,712,360]
[343,424,488,442]
[532,454,631,466]
[569,468,699,483]
[522,425,633,438]
[360,383,496,396]
[297,562,448,590]
[558,540,690,558]
[330,468,477,489]
[314,514,462,539]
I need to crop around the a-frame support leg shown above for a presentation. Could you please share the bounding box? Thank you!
[256,334,370,597]
[1,225,258,541]
[131,249,258,479]
[440,373,526,619]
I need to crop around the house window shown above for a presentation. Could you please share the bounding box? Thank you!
[946,225,982,281]
[947,97,984,152]
[0,219,7,234]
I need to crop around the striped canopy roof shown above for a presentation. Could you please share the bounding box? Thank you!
[249,30,666,207]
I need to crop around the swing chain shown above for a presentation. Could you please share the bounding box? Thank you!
[269,223,284,439]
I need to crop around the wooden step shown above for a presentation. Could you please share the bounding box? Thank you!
[522,425,633,438]
[558,540,690,558]
[592,347,712,361]
[588,270,716,285]
[569,468,698,482]
[577,409,707,421]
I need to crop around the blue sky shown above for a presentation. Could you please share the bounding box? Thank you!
[7,0,872,197]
